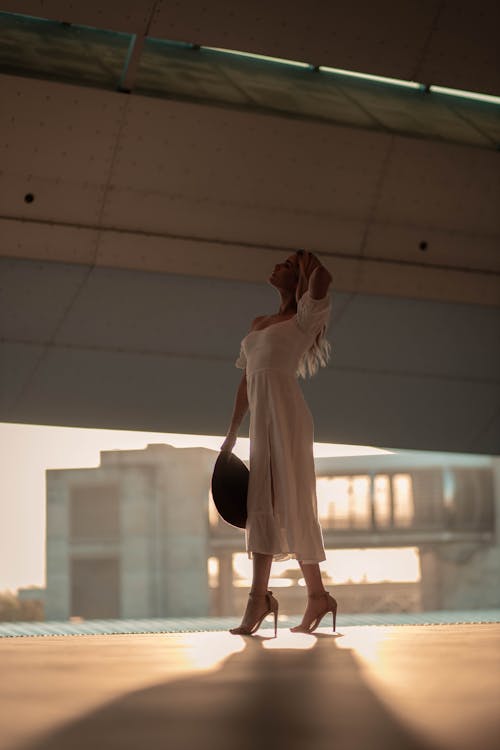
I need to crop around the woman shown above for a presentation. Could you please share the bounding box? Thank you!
[220,249,337,636]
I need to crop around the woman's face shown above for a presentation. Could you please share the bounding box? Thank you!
[269,253,299,290]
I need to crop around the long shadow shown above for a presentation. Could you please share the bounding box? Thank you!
[17,630,441,750]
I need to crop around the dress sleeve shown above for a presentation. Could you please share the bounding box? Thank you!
[296,289,332,336]
[235,343,247,369]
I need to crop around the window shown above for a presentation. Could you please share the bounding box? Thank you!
[392,473,414,527]
[317,473,414,529]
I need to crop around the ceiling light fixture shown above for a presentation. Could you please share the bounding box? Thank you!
[203,46,310,69]
[429,85,500,105]
[319,65,424,90]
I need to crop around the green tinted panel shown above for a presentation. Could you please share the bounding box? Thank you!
[136,39,251,105]
[0,11,131,89]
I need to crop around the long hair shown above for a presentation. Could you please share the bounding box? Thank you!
[294,251,333,380]
[295,316,332,379]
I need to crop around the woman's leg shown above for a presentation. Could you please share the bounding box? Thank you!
[231,553,273,630]
[298,560,326,596]
[291,560,328,629]
[250,552,273,593]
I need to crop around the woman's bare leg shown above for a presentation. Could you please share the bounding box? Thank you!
[250,552,273,593]
[230,553,273,631]
[298,560,326,596]
[291,560,328,630]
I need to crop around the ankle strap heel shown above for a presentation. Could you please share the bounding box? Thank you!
[230,590,279,638]
[249,590,273,597]
[293,590,337,633]
[308,590,329,599]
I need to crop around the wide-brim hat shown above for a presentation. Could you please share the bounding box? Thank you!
[211,451,249,529]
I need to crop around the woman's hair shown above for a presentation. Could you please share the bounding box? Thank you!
[294,250,332,379]
[295,304,332,380]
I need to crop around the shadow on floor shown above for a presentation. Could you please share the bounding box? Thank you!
[17,632,441,750]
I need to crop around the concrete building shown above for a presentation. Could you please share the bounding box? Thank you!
[45,444,499,621]
[45,444,213,620]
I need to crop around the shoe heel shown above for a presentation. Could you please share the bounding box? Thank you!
[327,594,337,632]
[332,601,337,632]
[273,606,278,637]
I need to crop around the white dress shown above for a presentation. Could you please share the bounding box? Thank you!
[235,289,332,563]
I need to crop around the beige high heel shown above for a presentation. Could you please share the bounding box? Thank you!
[229,590,279,637]
[290,590,338,633]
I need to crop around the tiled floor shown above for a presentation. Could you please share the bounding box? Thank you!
[1,621,499,750]
[1,609,499,637]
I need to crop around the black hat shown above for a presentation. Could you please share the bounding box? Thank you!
[211,451,249,529]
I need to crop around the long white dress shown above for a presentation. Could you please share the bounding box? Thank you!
[235,289,332,563]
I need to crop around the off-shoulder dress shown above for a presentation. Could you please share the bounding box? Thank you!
[235,289,332,563]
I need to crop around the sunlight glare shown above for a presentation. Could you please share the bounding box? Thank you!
[233,548,421,588]
[334,626,390,663]
[176,632,247,670]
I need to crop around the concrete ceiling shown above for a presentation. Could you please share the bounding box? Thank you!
[0,1,499,454]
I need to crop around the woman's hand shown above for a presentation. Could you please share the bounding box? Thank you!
[296,250,322,278]
[295,250,323,302]
[220,430,237,453]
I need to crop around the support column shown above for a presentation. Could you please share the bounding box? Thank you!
[419,545,442,611]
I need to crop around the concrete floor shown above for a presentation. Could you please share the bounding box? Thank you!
[1,623,499,750]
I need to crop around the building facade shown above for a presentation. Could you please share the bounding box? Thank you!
[45,444,213,620]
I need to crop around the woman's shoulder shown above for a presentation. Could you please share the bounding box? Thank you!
[250,315,266,331]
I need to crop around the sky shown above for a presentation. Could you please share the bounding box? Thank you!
[0,422,392,594]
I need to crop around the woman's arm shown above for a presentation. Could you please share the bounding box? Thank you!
[296,251,332,300]
[227,371,248,436]
[226,314,262,436]
[308,265,332,299]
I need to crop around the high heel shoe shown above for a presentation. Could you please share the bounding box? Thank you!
[229,590,279,637]
[290,590,338,633]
